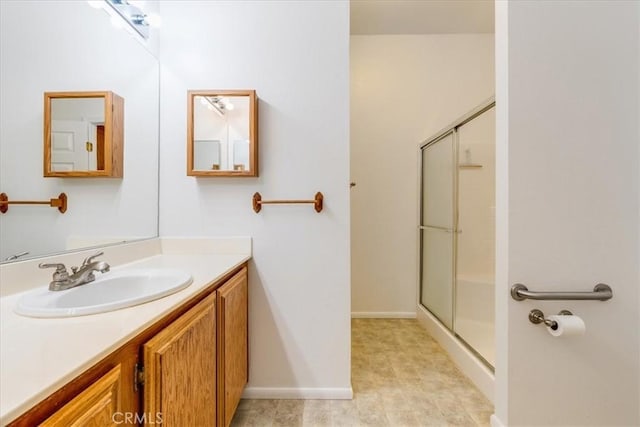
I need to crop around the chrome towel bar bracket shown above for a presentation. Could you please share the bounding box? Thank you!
[511,283,613,301]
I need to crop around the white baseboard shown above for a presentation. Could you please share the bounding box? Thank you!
[490,414,506,427]
[351,312,416,318]
[242,387,353,400]
[416,305,494,402]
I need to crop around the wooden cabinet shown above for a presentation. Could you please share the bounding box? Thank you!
[217,267,248,427]
[40,365,122,426]
[143,292,217,427]
[10,264,248,427]
[44,91,124,178]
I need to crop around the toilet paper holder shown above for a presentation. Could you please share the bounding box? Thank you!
[529,309,572,330]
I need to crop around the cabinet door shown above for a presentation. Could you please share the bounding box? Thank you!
[143,292,217,427]
[217,267,248,427]
[41,365,121,427]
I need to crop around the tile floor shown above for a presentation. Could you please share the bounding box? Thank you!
[231,318,493,426]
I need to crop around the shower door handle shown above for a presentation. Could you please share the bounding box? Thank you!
[420,225,451,232]
[446,229,463,234]
[420,225,462,233]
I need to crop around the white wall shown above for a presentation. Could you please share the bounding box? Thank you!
[495,1,640,425]
[350,35,494,317]
[0,1,159,261]
[158,1,351,397]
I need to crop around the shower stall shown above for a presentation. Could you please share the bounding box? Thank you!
[419,100,495,367]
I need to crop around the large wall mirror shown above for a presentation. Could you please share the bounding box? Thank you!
[0,1,160,263]
[187,90,258,177]
[44,91,124,177]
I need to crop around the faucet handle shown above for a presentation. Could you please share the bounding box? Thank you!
[82,251,104,266]
[39,262,67,272]
[39,263,69,281]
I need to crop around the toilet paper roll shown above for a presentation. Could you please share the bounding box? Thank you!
[546,315,586,337]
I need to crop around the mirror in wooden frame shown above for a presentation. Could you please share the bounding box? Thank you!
[187,90,258,177]
[44,91,124,177]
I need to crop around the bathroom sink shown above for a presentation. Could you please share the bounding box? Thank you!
[15,268,193,318]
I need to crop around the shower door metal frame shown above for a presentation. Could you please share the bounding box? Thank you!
[418,98,496,366]
[419,129,459,330]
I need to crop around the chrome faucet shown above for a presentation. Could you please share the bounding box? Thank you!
[40,251,110,291]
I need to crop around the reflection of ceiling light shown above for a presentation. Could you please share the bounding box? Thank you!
[145,13,162,27]
[202,97,225,117]
[102,0,161,39]
[202,96,235,117]
[130,14,146,25]
[219,97,235,111]
[130,13,161,27]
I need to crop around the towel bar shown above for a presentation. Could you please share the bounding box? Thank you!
[252,192,323,213]
[511,283,612,301]
[0,192,67,214]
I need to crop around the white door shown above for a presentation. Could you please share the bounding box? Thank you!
[51,119,89,171]
[495,2,639,426]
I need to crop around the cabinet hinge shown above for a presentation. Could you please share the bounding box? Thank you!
[134,363,144,392]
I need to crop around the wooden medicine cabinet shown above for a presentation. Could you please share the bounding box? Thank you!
[44,91,124,177]
[187,90,258,177]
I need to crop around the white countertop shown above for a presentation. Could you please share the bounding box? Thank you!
[0,238,251,425]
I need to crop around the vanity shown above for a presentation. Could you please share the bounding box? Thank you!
[1,3,254,425]
[0,238,251,427]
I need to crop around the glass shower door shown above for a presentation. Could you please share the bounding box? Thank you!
[454,106,496,366]
[420,132,455,329]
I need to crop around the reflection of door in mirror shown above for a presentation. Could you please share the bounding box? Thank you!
[50,98,104,171]
[187,90,258,176]
[96,125,105,170]
[50,120,88,172]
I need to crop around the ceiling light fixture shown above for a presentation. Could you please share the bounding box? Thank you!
[100,0,161,39]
